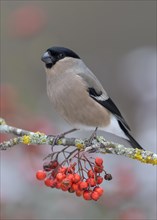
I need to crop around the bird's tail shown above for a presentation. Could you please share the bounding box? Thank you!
[118,121,144,150]
[125,130,144,150]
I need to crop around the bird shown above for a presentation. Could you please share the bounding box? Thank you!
[41,46,144,150]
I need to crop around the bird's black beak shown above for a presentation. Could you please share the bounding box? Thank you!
[41,51,52,64]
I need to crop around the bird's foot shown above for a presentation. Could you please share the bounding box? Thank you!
[48,128,78,148]
[85,127,98,147]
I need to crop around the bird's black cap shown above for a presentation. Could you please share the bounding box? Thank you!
[41,46,80,68]
[47,47,80,59]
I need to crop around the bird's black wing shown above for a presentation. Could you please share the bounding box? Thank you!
[88,87,131,131]
[88,87,145,150]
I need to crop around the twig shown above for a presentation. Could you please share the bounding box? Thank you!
[0,118,156,165]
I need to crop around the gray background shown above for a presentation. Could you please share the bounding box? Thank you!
[1,1,156,219]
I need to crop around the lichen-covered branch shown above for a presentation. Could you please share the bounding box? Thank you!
[0,118,157,165]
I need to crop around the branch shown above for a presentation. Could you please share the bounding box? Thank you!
[0,118,156,165]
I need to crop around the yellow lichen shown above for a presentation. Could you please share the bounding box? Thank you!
[35,131,45,136]
[152,158,157,165]
[134,154,143,160]
[57,139,63,145]
[146,157,157,165]
[22,135,31,145]
[146,156,152,163]
[75,142,84,150]
[131,148,157,165]
[141,158,147,163]
[135,148,142,155]
[133,148,142,161]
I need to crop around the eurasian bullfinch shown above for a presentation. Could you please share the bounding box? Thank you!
[41,46,144,150]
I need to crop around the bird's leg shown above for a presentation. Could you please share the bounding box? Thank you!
[85,127,98,146]
[48,128,78,147]
[61,128,78,137]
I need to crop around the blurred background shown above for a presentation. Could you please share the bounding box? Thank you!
[0,1,156,219]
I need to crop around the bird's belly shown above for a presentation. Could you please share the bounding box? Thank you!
[52,93,110,128]
[47,73,110,128]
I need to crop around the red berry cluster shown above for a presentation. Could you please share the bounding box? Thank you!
[36,157,112,201]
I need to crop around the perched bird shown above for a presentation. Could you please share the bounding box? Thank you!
[41,46,144,150]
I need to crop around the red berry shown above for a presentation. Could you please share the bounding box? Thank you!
[71,183,79,191]
[96,176,103,184]
[62,178,72,188]
[86,178,90,185]
[79,181,88,190]
[87,170,95,178]
[95,157,103,166]
[73,173,81,183]
[86,178,96,187]
[44,178,54,187]
[94,186,104,196]
[104,173,112,181]
[56,173,65,182]
[36,170,46,180]
[50,179,57,188]
[94,165,103,173]
[67,174,74,183]
[91,191,100,201]
[91,178,96,187]
[49,160,58,169]
[55,182,61,189]
[83,190,92,200]
[43,162,52,171]
[76,190,83,197]
[68,187,75,193]
[58,166,67,174]
[61,184,69,191]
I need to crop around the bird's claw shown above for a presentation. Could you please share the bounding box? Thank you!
[48,128,78,150]
[52,134,64,146]
[85,127,98,147]
[47,134,64,150]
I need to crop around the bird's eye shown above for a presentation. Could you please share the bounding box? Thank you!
[58,53,64,59]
